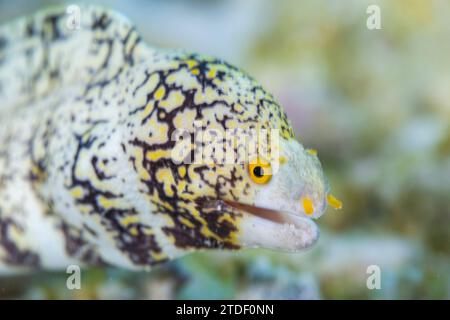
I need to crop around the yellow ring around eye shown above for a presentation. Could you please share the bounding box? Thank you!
[248,158,272,184]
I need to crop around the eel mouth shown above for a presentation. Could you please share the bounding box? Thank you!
[225,201,293,224]
[208,200,320,252]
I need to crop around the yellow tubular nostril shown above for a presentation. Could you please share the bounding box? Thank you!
[327,194,343,210]
[302,197,314,215]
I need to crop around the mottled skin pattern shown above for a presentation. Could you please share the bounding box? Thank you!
[0,6,333,273]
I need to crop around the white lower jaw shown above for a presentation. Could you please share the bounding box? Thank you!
[237,211,320,252]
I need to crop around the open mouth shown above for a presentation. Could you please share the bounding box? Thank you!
[205,200,320,252]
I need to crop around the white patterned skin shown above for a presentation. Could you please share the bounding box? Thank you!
[0,6,332,273]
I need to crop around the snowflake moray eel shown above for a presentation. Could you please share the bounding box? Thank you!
[0,6,341,273]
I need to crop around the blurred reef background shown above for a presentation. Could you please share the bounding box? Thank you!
[0,0,449,299]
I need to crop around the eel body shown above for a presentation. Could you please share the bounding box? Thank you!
[0,6,340,273]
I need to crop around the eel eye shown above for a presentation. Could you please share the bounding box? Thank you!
[248,158,272,184]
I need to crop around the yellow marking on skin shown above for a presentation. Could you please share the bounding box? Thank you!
[219,212,241,245]
[70,186,84,198]
[180,217,195,228]
[159,90,185,112]
[144,117,169,143]
[143,101,155,117]
[139,100,157,125]
[307,148,318,156]
[98,196,112,208]
[134,148,150,181]
[228,231,239,245]
[302,197,314,215]
[98,161,108,174]
[30,164,45,178]
[141,227,154,236]
[217,213,235,226]
[234,103,244,113]
[146,149,171,162]
[156,168,175,197]
[166,233,176,245]
[185,59,198,69]
[200,225,221,240]
[161,201,174,211]
[81,131,91,143]
[178,166,187,178]
[130,227,139,236]
[137,164,151,180]
[150,251,168,262]
[154,86,166,100]
[225,118,238,129]
[179,189,195,201]
[177,180,188,194]
[327,194,343,210]
[98,196,127,210]
[207,67,217,78]
[121,215,140,227]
